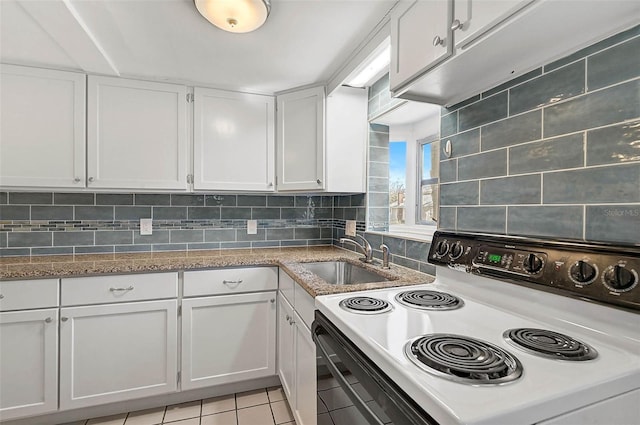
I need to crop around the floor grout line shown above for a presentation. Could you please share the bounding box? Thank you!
[82,386,296,425]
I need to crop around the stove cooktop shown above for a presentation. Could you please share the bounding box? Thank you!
[316,275,640,425]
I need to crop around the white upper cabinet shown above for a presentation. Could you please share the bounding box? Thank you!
[390,0,452,94]
[276,86,325,191]
[0,65,85,189]
[325,86,367,193]
[87,76,189,190]
[193,88,275,191]
[391,0,640,105]
[452,0,535,49]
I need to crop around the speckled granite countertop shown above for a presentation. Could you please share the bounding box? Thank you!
[0,246,434,297]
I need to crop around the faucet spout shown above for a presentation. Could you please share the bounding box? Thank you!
[339,235,373,263]
[380,244,391,269]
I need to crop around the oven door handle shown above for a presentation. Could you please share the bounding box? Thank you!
[313,332,386,425]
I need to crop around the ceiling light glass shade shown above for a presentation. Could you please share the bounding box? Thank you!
[195,0,271,33]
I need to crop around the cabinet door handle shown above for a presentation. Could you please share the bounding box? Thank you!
[451,19,463,31]
[0,294,4,299]
[109,286,134,292]
[222,280,243,285]
[44,317,53,323]
[316,179,322,184]
[61,317,68,322]
[285,315,291,321]
[433,35,445,47]
[88,177,95,183]
[73,177,81,183]
[270,298,275,303]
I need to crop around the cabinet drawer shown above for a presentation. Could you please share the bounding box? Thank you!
[279,270,295,306]
[294,283,315,330]
[61,273,177,306]
[184,267,278,297]
[0,279,59,311]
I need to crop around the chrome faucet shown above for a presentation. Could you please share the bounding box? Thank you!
[339,235,373,263]
[380,244,391,269]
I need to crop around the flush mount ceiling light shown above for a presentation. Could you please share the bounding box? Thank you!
[195,0,271,34]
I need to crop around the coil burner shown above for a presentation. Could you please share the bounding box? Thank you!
[405,334,523,385]
[396,290,464,311]
[504,328,598,361]
[339,296,392,314]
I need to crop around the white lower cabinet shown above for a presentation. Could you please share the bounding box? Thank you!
[58,273,178,410]
[181,267,278,390]
[0,308,59,420]
[277,293,296,403]
[59,299,178,410]
[294,314,317,425]
[277,272,317,425]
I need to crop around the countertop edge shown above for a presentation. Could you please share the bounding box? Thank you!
[0,247,435,297]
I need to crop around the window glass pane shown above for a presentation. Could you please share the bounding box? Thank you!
[389,141,406,225]
[420,140,439,224]
[421,184,438,222]
[422,140,440,180]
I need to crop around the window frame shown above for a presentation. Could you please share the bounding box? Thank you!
[417,137,440,226]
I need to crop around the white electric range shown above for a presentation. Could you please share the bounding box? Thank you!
[313,231,640,425]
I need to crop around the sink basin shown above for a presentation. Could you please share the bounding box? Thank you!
[301,261,390,285]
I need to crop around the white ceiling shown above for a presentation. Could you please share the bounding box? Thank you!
[0,0,397,94]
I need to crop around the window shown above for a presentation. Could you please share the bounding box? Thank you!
[419,139,439,224]
[384,132,439,241]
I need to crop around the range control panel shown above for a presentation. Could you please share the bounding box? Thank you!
[428,231,640,311]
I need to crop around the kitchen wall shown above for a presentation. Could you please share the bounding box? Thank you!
[0,192,338,256]
[438,25,639,244]
[2,27,636,273]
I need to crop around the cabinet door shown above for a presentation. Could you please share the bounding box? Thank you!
[277,292,296,405]
[59,300,178,409]
[294,316,316,425]
[453,0,535,49]
[193,88,275,191]
[87,76,188,190]
[276,86,325,191]
[181,292,277,390]
[390,0,453,92]
[0,65,85,189]
[0,309,58,420]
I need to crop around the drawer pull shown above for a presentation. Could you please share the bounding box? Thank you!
[0,294,4,299]
[44,317,52,323]
[61,317,68,322]
[270,298,275,303]
[109,286,134,292]
[222,280,243,289]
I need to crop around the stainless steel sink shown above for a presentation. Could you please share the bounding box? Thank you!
[301,261,390,285]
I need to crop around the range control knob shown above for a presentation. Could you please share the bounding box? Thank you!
[523,254,544,274]
[569,260,598,284]
[450,242,464,260]
[602,265,637,292]
[435,240,450,257]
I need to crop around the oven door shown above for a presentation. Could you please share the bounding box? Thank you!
[312,311,438,425]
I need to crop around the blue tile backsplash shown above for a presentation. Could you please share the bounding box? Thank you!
[439,25,640,244]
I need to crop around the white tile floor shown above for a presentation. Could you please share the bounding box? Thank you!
[69,387,296,425]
